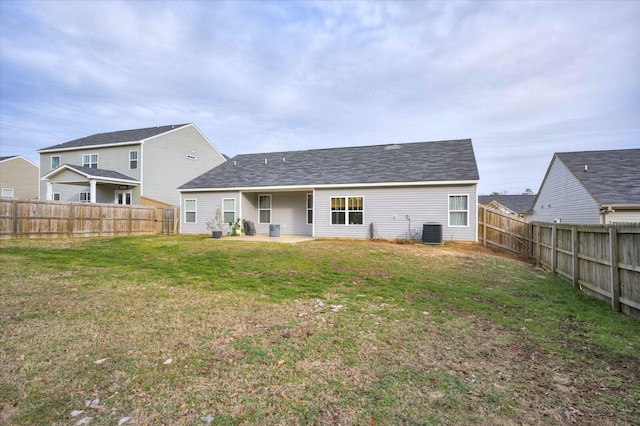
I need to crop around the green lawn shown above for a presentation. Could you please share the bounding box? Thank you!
[1,236,638,425]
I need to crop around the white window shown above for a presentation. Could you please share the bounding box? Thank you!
[223,198,236,224]
[449,195,469,227]
[53,193,61,201]
[79,191,91,203]
[259,194,271,224]
[83,153,98,168]
[2,188,14,198]
[115,191,132,205]
[331,196,364,225]
[306,194,313,224]
[129,150,138,169]
[51,156,60,170]
[184,199,196,223]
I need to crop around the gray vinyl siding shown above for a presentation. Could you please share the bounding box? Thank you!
[39,144,142,202]
[180,191,241,235]
[0,157,39,199]
[529,158,600,224]
[314,185,478,241]
[242,191,312,236]
[142,125,225,206]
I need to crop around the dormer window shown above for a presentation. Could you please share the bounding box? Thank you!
[83,153,98,168]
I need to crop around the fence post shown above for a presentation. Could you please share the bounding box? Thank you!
[12,199,18,238]
[535,223,541,266]
[551,224,557,275]
[128,205,133,236]
[572,226,579,289]
[68,204,74,237]
[482,206,487,247]
[609,227,621,312]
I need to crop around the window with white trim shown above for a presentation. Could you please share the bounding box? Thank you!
[331,196,364,225]
[448,195,469,227]
[223,198,236,224]
[306,194,313,224]
[184,199,196,223]
[79,191,91,203]
[258,194,271,224]
[2,188,14,198]
[51,156,60,170]
[53,193,61,201]
[129,150,138,169]
[83,153,98,168]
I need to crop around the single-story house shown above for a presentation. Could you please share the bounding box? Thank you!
[0,155,40,199]
[179,139,479,241]
[528,148,640,224]
[478,194,535,217]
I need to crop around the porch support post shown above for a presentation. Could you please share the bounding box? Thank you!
[90,179,97,203]
[46,181,53,200]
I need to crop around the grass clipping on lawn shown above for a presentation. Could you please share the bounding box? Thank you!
[1,236,639,425]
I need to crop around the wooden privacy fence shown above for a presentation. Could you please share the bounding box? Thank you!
[478,204,640,320]
[478,205,533,257]
[0,199,178,239]
[535,222,640,320]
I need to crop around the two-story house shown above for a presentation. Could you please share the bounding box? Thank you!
[0,155,40,199]
[39,123,226,206]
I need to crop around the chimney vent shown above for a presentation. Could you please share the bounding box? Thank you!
[264,158,268,165]
[584,165,588,172]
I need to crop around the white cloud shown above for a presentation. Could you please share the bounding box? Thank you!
[1,0,638,195]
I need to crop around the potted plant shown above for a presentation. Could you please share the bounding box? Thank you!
[230,218,243,236]
[206,207,224,239]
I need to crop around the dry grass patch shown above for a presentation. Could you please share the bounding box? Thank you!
[1,236,639,425]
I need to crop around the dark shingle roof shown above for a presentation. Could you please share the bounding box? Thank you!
[478,194,535,213]
[556,148,640,205]
[39,124,190,151]
[180,139,478,190]
[61,165,138,182]
[0,155,18,162]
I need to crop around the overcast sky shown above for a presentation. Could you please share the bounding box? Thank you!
[1,1,638,194]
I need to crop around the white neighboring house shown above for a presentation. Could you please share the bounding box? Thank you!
[178,139,480,241]
[528,148,640,224]
[38,124,226,206]
[0,155,40,199]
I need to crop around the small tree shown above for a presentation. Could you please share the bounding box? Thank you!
[206,207,224,232]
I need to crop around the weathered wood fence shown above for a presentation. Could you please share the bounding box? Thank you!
[535,222,640,320]
[478,205,640,320]
[478,205,532,257]
[0,199,178,239]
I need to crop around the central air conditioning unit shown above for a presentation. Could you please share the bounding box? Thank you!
[422,222,443,245]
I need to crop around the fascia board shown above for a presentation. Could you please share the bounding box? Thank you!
[38,141,141,153]
[0,155,39,168]
[178,180,479,193]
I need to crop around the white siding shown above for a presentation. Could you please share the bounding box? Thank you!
[314,185,477,241]
[142,125,225,206]
[605,210,640,224]
[529,157,600,224]
[180,191,241,235]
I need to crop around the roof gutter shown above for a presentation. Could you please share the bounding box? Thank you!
[178,180,479,193]
[38,141,141,153]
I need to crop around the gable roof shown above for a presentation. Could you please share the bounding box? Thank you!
[554,148,640,206]
[180,139,478,190]
[0,155,39,168]
[478,194,535,213]
[41,164,139,184]
[38,124,190,152]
